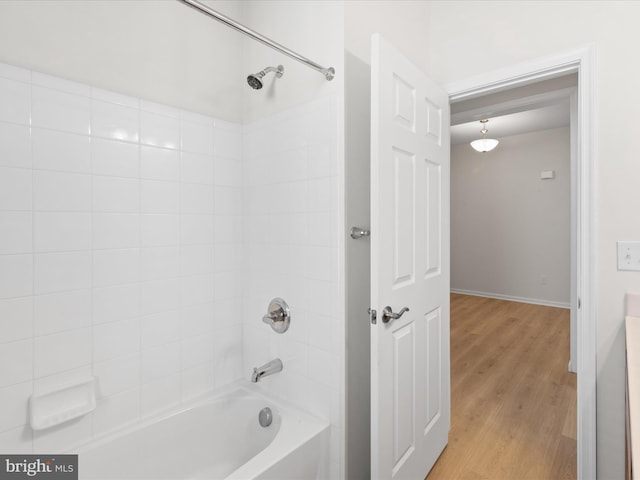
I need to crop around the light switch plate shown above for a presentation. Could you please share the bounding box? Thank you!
[617,241,640,271]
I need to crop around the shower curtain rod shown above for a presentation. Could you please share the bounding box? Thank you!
[176,0,335,81]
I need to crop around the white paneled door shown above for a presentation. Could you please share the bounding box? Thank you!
[370,34,451,480]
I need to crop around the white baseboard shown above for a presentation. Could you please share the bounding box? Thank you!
[450,288,570,309]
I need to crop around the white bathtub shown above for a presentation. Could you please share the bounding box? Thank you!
[77,387,329,479]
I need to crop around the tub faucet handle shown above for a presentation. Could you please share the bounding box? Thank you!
[262,298,290,334]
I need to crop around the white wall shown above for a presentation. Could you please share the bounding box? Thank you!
[0,3,345,477]
[451,127,570,307]
[429,2,640,477]
[0,62,244,452]
[240,3,344,478]
[0,0,245,121]
[241,95,341,478]
[344,1,430,72]
[241,0,343,123]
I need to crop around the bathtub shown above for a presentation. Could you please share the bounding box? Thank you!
[77,386,329,479]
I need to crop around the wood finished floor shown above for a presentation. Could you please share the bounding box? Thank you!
[426,294,576,480]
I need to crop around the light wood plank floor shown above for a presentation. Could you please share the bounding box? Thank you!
[426,294,576,480]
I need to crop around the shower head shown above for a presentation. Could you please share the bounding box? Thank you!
[247,65,284,90]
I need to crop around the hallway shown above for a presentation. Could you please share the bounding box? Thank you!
[426,294,576,479]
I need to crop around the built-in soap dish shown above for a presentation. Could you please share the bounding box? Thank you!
[29,377,97,431]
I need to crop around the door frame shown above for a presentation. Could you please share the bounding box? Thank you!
[445,45,596,479]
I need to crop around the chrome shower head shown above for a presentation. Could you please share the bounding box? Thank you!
[247,65,284,90]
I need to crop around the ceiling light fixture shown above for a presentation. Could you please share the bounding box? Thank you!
[470,119,499,153]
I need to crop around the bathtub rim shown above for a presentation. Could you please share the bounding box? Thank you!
[74,380,330,479]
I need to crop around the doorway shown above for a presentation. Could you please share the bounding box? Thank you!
[344,45,595,480]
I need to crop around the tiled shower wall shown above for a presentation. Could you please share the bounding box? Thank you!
[242,96,341,477]
[0,62,244,452]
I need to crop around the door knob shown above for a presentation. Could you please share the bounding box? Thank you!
[381,306,409,324]
[350,227,370,239]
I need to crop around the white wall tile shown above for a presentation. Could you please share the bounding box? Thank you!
[181,274,214,306]
[0,426,32,454]
[139,100,179,118]
[307,178,333,212]
[34,171,91,212]
[0,339,32,387]
[140,374,180,416]
[307,313,335,353]
[140,111,179,150]
[214,157,242,187]
[141,342,180,383]
[91,138,139,178]
[141,180,179,214]
[180,118,213,155]
[0,297,33,344]
[308,143,337,178]
[181,152,214,185]
[308,346,337,389]
[213,216,240,244]
[0,77,30,125]
[0,212,32,255]
[93,213,139,250]
[0,63,30,83]
[34,290,91,336]
[91,88,138,109]
[92,284,139,325]
[140,310,180,349]
[213,272,239,301]
[34,328,92,378]
[307,211,332,247]
[140,214,180,247]
[34,251,91,295]
[32,86,90,135]
[34,212,91,252]
[93,248,140,287]
[32,72,90,97]
[32,414,92,453]
[93,354,140,398]
[140,278,179,316]
[0,255,33,299]
[305,246,332,281]
[93,318,140,363]
[214,186,242,216]
[182,361,214,401]
[140,246,179,282]
[0,381,32,432]
[181,302,214,338]
[275,147,308,183]
[92,176,139,213]
[32,366,91,396]
[181,214,214,245]
[92,388,140,436]
[140,146,179,182]
[181,244,214,276]
[0,167,32,211]
[32,129,90,173]
[181,183,214,214]
[212,244,240,273]
[181,332,214,369]
[0,123,31,169]
[213,123,242,159]
[91,99,139,143]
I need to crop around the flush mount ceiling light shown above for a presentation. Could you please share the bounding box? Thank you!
[470,119,499,153]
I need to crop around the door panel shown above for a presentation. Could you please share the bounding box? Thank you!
[371,33,450,480]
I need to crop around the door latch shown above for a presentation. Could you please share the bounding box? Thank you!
[368,308,377,324]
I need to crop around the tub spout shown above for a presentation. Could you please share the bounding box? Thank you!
[251,358,283,383]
